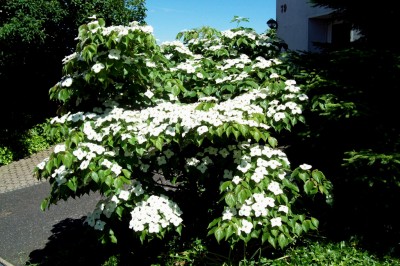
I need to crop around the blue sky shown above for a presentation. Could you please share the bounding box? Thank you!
[145,0,276,43]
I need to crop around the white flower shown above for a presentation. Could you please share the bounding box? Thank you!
[232,176,242,185]
[273,112,286,122]
[101,159,113,168]
[111,164,122,176]
[140,163,150,172]
[94,220,106,231]
[61,77,73,87]
[163,149,174,159]
[165,126,176,136]
[197,125,208,135]
[223,169,233,179]
[131,183,144,196]
[237,160,251,173]
[146,61,156,67]
[54,144,66,153]
[108,49,121,60]
[278,205,289,214]
[149,223,160,233]
[239,219,253,234]
[196,164,207,173]
[80,160,90,170]
[218,148,230,158]
[271,217,282,227]
[222,207,237,220]
[298,94,309,101]
[73,148,87,160]
[119,190,130,201]
[144,90,154,98]
[37,157,49,170]
[187,157,200,166]
[251,172,263,183]
[300,164,312,170]
[92,63,105,73]
[269,73,279,78]
[268,181,283,195]
[238,205,251,217]
[157,156,167,165]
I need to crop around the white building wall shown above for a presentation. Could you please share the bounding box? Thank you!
[276,0,333,52]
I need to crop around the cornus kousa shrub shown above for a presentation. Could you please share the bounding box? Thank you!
[34,17,333,249]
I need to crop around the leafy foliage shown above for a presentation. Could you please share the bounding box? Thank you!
[33,17,332,258]
[281,37,400,256]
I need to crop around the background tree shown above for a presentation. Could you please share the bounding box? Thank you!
[0,0,146,157]
[278,0,400,255]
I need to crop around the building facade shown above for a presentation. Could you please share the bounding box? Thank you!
[275,0,359,52]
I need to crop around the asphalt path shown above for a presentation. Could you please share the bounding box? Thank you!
[0,182,102,266]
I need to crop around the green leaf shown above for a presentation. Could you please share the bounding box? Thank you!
[311,170,325,183]
[250,229,260,238]
[176,225,182,235]
[236,124,248,136]
[91,172,99,183]
[216,126,225,137]
[225,125,233,137]
[282,178,299,192]
[113,177,124,189]
[171,85,180,96]
[225,224,235,240]
[268,136,278,148]
[232,128,240,140]
[116,206,124,217]
[122,169,131,179]
[311,217,319,229]
[41,198,49,211]
[304,180,318,195]
[302,220,311,232]
[154,137,164,151]
[61,152,74,168]
[220,181,231,193]
[214,227,225,243]
[208,218,220,229]
[105,175,113,186]
[109,229,118,244]
[298,172,310,182]
[45,158,54,174]
[250,128,261,142]
[203,102,215,110]
[261,232,269,244]
[294,222,303,236]
[237,188,252,204]
[268,235,276,248]
[278,233,288,249]
[67,177,77,192]
[225,192,236,207]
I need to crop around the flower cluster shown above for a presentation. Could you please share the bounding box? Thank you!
[129,194,183,233]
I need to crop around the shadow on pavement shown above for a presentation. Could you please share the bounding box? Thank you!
[26,217,114,266]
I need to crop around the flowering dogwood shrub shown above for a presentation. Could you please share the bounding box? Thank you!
[34,17,332,249]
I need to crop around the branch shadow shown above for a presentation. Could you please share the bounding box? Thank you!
[26,217,114,266]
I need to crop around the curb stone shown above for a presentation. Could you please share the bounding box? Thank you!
[0,257,15,266]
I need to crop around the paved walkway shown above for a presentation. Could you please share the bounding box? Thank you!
[0,147,102,266]
[0,147,53,194]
